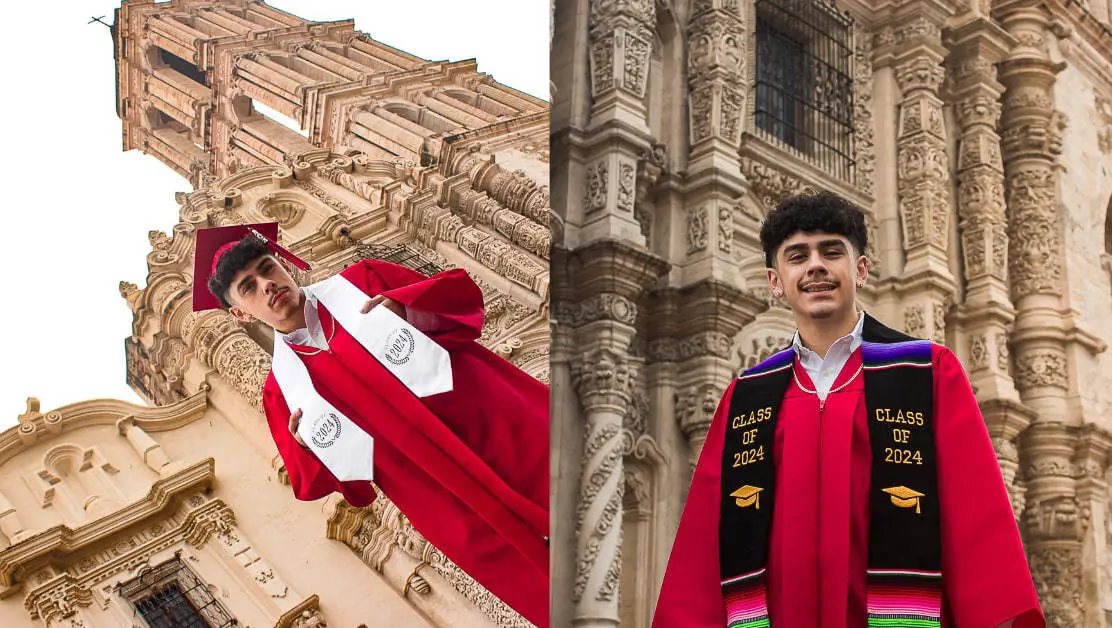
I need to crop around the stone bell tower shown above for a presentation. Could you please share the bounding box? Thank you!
[115,0,546,188]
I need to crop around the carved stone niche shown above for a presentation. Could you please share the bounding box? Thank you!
[255,191,308,228]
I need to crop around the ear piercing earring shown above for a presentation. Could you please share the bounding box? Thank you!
[772,289,783,298]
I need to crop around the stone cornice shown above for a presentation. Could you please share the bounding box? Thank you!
[739,137,875,210]
[944,14,1016,73]
[1054,9,1112,91]
[275,594,323,628]
[0,393,208,466]
[0,458,215,588]
[555,240,670,302]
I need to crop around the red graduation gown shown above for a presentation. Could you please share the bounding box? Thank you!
[261,260,549,627]
[652,344,1044,628]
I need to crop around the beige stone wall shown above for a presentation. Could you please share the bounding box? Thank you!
[0,397,429,627]
[1056,58,1112,426]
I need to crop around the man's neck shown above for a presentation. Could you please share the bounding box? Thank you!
[795,308,859,359]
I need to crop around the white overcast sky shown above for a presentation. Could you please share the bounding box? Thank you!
[0,1,549,428]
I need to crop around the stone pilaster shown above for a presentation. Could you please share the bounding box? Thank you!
[580,0,655,247]
[587,0,653,130]
[1075,427,1112,628]
[945,17,1022,407]
[0,489,29,545]
[881,3,956,279]
[117,416,186,476]
[672,281,761,466]
[683,0,747,284]
[874,2,956,346]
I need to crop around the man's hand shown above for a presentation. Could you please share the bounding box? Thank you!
[288,409,308,449]
[361,294,406,318]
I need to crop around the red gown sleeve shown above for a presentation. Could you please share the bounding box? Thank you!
[262,374,377,508]
[340,259,484,346]
[933,345,1044,628]
[651,380,736,628]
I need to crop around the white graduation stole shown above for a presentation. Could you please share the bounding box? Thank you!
[270,275,455,482]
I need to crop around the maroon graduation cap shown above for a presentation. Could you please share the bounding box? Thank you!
[192,222,310,312]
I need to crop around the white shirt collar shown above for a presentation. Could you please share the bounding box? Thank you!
[282,289,328,350]
[791,310,865,361]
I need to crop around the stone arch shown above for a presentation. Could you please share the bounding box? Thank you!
[442,87,518,117]
[441,88,479,107]
[382,101,455,134]
[37,444,124,522]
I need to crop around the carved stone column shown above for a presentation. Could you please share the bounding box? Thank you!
[564,241,668,627]
[570,345,637,627]
[946,17,1020,404]
[182,310,271,412]
[993,7,1084,617]
[449,150,550,226]
[996,1,1071,421]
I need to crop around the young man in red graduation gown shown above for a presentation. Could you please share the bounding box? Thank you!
[192,223,549,627]
[651,193,1044,628]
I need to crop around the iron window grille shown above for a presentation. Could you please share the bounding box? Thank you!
[118,554,236,628]
[753,0,856,181]
[353,243,447,277]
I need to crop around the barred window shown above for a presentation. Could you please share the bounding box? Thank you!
[119,555,236,628]
[354,243,447,277]
[754,0,855,181]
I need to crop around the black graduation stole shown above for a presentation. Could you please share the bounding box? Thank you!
[718,314,942,628]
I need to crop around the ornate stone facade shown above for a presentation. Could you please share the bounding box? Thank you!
[552,0,1112,625]
[0,1,547,626]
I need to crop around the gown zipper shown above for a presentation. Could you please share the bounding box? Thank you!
[817,395,825,627]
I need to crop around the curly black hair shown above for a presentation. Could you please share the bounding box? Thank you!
[207,235,271,309]
[758,191,867,268]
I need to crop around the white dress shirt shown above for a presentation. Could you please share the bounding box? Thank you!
[285,289,329,350]
[283,288,440,350]
[790,311,865,400]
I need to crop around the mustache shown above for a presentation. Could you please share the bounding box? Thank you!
[799,278,838,289]
[269,287,288,307]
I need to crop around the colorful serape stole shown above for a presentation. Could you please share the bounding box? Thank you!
[719,349,792,628]
[862,330,941,628]
[719,314,942,627]
[865,569,942,627]
[723,568,771,628]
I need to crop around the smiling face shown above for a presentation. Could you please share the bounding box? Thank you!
[225,254,306,332]
[767,231,868,322]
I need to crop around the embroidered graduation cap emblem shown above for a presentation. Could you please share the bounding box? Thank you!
[731,485,764,510]
[883,485,924,514]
